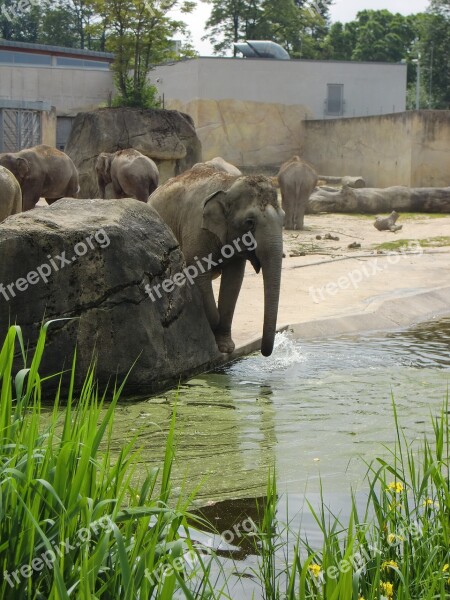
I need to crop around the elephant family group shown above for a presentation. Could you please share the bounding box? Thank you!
[0,140,317,357]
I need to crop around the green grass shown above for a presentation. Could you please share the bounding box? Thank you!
[245,397,450,599]
[375,236,450,251]
[0,322,223,599]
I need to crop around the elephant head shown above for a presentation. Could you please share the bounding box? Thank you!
[0,154,30,186]
[202,175,284,356]
[95,153,114,198]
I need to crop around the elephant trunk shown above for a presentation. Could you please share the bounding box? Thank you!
[257,235,283,357]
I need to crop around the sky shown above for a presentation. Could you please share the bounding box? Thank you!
[173,0,430,56]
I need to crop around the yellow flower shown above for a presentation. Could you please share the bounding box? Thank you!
[380,581,394,598]
[358,596,365,600]
[308,563,321,577]
[387,533,404,545]
[423,498,438,508]
[387,481,404,494]
[443,564,449,572]
[382,560,399,570]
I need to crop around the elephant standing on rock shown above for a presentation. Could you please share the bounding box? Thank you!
[0,165,22,221]
[0,145,79,212]
[149,165,284,356]
[278,156,317,230]
[96,149,159,202]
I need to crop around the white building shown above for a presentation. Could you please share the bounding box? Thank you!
[152,57,407,120]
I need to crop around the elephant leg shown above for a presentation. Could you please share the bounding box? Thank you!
[66,174,79,198]
[281,189,294,230]
[215,259,246,353]
[22,193,40,211]
[112,180,124,199]
[195,273,220,331]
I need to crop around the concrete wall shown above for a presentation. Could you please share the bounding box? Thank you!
[303,111,450,188]
[0,65,114,114]
[153,57,407,120]
[166,98,310,166]
[411,111,450,188]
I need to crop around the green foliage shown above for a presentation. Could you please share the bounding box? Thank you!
[201,0,332,58]
[0,323,218,598]
[111,76,162,108]
[245,398,450,599]
[414,6,450,109]
[324,10,418,63]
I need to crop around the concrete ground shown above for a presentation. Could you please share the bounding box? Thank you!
[221,213,450,351]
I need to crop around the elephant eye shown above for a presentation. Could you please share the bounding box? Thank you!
[244,217,255,231]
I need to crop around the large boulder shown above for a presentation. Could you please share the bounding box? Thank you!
[65,108,202,198]
[0,199,220,396]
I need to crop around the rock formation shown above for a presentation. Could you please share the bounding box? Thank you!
[0,198,220,396]
[65,107,202,198]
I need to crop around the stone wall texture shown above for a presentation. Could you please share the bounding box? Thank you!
[165,98,311,168]
[303,111,450,188]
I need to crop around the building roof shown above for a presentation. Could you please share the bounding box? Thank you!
[0,38,114,60]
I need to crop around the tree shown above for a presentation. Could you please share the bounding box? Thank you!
[202,0,332,58]
[415,1,450,108]
[324,10,417,63]
[100,0,196,107]
[201,0,263,55]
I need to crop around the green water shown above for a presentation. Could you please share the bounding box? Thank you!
[106,317,450,505]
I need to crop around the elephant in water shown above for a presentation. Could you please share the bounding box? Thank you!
[0,145,79,212]
[149,165,284,356]
[278,156,317,230]
[0,166,22,221]
[96,149,159,202]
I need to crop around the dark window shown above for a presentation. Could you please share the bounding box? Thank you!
[325,84,344,116]
[0,50,51,65]
[13,52,52,65]
[56,57,110,69]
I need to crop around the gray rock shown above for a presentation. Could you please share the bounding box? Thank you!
[0,198,220,397]
[66,107,202,198]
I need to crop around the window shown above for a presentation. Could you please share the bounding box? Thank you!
[325,84,344,116]
[56,57,110,69]
[0,50,51,65]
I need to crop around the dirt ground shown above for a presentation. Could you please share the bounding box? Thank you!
[284,213,450,259]
[228,212,450,348]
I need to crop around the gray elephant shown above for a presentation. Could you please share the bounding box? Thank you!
[96,149,159,202]
[0,145,79,212]
[149,165,284,356]
[278,156,318,230]
[203,157,243,176]
[0,165,22,221]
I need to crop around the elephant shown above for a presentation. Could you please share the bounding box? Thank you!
[0,165,22,221]
[202,157,243,176]
[278,156,318,230]
[96,149,159,202]
[149,165,284,356]
[0,145,79,212]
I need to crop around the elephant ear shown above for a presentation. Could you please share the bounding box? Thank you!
[15,157,30,182]
[201,190,228,244]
